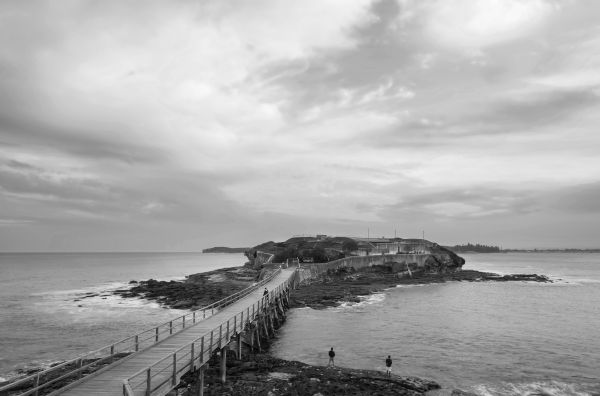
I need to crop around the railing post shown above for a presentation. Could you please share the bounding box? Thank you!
[111,344,115,355]
[190,342,195,369]
[203,309,206,319]
[193,311,196,323]
[77,358,83,378]
[145,367,151,396]
[135,335,139,352]
[170,321,173,334]
[172,353,177,385]
[240,311,243,331]
[200,336,205,363]
[210,331,214,354]
[183,315,186,329]
[227,320,230,341]
[155,327,159,342]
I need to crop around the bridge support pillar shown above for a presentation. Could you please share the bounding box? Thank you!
[195,365,205,396]
[220,346,228,384]
[255,326,262,352]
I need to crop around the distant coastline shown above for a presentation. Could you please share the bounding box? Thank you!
[502,248,600,253]
[447,243,600,254]
[202,246,248,253]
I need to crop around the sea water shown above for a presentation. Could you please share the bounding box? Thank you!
[0,252,246,381]
[271,253,600,396]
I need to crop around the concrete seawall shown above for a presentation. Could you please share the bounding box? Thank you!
[297,253,430,282]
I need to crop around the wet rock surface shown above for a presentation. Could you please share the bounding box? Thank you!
[113,266,260,309]
[179,353,440,395]
[290,267,551,309]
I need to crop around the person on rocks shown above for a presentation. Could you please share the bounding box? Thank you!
[328,347,335,367]
[385,355,392,377]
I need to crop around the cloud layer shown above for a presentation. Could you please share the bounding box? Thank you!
[1,0,599,250]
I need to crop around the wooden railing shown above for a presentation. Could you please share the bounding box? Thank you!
[123,270,297,396]
[0,269,284,396]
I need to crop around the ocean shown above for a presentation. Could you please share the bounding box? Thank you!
[0,252,246,381]
[2,252,599,396]
[271,252,600,395]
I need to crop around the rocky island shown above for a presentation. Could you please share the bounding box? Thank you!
[106,235,552,395]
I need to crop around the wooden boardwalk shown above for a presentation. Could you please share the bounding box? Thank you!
[56,268,296,396]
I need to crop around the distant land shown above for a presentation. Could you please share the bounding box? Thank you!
[446,243,501,253]
[202,246,248,253]
[503,248,600,253]
[447,243,600,253]
[202,244,600,254]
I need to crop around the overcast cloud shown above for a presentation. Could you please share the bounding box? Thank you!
[1,0,599,251]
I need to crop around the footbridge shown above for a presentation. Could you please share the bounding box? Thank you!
[1,267,298,396]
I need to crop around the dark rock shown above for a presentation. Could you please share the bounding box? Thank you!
[451,390,478,396]
[114,266,260,309]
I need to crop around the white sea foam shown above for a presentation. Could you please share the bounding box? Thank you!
[0,359,64,384]
[473,380,593,396]
[511,276,600,287]
[395,283,433,288]
[337,293,386,309]
[30,281,187,317]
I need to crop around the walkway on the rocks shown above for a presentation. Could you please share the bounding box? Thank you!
[58,268,296,396]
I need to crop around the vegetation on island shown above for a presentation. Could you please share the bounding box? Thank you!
[250,236,359,263]
[202,246,249,253]
[447,243,501,253]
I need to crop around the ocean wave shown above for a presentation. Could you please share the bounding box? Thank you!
[473,380,595,396]
[30,284,187,317]
[30,281,131,297]
[31,275,187,298]
[552,277,600,285]
[518,276,600,287]
[395,283,433,288]
[337,293,386,309]
[0,359,64,384]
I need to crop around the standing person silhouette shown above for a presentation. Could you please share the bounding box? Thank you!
[385,355,392,377]
[328,347,335,367]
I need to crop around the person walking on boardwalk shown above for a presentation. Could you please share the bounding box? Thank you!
[328,347,335,367]
[385,355,392,377]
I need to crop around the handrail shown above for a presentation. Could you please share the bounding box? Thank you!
[125,268,285,382]
[0,268,284,396]
[123,268,297,396]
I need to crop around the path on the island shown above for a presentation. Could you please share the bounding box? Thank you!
[56,268,296,396]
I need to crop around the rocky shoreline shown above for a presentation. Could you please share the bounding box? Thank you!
[102,263,551,395]
[112,266,259,309]
[289,267,551,309]
[177,352,441,395]
[111,264,550,312]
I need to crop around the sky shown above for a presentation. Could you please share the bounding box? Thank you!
[1,0,599,251]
